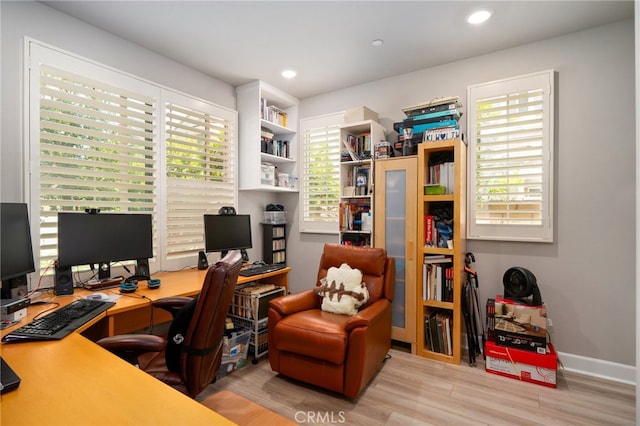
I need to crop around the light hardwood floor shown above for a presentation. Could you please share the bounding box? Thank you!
[197,346,635,426]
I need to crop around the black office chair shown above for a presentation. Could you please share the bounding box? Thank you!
[97,250,243,398]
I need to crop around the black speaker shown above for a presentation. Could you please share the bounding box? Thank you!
[54,265,74,296]
[197,251,209,270]
[136,258,150,278]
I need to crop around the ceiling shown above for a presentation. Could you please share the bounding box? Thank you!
[40,1,634,100]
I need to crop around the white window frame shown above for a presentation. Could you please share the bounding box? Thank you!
[467,70,555,242]
[25,39,237,282]
[299,112,343,234]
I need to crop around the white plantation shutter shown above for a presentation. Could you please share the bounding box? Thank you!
[37,64,158,269]
[467,70,554,242]
[300,113,343,233]
[164,98,236,259]
[28,41,238,277]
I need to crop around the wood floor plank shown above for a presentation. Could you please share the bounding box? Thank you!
[197,347,636,425]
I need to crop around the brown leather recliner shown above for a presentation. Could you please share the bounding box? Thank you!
[268,243,395,399]
[97,250,243,398]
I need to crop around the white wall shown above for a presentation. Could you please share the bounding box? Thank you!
[287,20,636,375]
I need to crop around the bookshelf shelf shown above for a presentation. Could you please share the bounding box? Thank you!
[416,138,466,364]
[236,80,299,192]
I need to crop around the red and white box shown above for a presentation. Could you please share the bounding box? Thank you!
[485,341,558,388]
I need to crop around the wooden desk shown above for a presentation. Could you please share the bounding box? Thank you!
[0,333,234,425]
[0,266,290,425]
[100,266,290,336]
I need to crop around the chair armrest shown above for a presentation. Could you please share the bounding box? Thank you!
[97,334,166,354]
[152,296,194,317]
[345,299,390,332]
[269,288,319,317]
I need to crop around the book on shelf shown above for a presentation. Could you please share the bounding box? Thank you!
[425,310,453,355]
[339,201,370,231]
[424,215,436,246]
[342,139,358,161]
[342,133,372,161]
[413,119,459,134]
[261,98,288,127]
[422,256,453,301]
[405,112,461,127]
[402,96,463,116]
[429,161,454,194]
[404,108,462,122]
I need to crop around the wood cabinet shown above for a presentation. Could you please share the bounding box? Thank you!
[416,139,466,364]
[338,120,385,246]
[374,156,417,349]
[236,80,299,191]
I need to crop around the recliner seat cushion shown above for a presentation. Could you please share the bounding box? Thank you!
[272,309,350,364]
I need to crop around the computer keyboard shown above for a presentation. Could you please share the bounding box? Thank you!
[239,263,286,277]
[1,298,115,343]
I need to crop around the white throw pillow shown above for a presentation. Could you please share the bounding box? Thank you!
[317,263,369,316]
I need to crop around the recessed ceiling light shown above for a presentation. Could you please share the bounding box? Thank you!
[466,9,492,25]
[281,69,297,79]
[371,39,384,47]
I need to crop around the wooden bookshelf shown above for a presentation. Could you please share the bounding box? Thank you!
[416,139,466,364]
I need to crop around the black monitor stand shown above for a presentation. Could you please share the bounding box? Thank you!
[97,262,111,280]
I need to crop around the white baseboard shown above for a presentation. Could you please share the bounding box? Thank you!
[557,350,636,385]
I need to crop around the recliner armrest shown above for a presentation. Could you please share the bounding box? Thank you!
[269,288,319,316]
[152,296,194,317]
[345,299,390,332]
[97,334,166,354]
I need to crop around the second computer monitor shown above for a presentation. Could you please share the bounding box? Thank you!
[203,214,251,261]
[57,212,153,279]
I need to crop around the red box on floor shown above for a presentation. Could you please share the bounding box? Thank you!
[485,341,558,388]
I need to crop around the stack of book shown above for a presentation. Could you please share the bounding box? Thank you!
[422,255,454,302]
[397,96,463,143]
[424,310,453,356]
[341,132,372,161]
[260,98,287,127]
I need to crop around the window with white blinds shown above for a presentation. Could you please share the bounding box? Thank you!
[37,64,158,269]
[164,96,236,260]
[467,70,554,242]
[299,113,343,233]
[28,41,237,276]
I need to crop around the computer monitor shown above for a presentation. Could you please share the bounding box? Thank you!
[57,212,153,280]
[204,214,251,261]
[1,203,36,299]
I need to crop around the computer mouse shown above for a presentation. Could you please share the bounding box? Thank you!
[87,292,109,301]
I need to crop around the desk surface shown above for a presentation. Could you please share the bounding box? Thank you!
[0,266,291,425]
[0,333,234,426]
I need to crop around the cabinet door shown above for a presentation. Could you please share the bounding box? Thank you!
[374,157,417,347]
